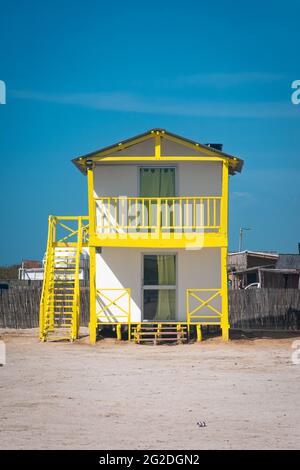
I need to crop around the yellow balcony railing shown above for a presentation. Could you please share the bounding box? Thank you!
[94,197,221,239]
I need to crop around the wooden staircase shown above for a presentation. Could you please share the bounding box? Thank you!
[132,323,188,345]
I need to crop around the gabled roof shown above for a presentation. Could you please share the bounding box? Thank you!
[72,128,244,175]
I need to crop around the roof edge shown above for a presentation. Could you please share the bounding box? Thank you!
[72,128,244,175]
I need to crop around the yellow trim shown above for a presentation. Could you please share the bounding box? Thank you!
[155,133,161,159]
[221,161,229,341]
[221,161,228,236]
[93,156,225,162]
[91,133,155,159]
[87,166,96,234]
[89,233,227,248]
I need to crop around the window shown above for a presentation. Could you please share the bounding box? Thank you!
[143,254,176,321]
[140,167,175,197]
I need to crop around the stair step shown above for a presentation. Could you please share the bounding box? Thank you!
[53,281,75,284]
[52,312,73,315]
[52,294,75,297]
[53,288,75,291]
[135,337,187,343]
[134,331,186,336]
[139,327,187,331]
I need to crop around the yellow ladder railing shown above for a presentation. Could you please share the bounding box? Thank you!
[39,216,89,342]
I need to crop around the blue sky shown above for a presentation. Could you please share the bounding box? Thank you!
[0,0,300,264]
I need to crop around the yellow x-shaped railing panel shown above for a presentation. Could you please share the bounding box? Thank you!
[187,288,222,323]
[96,288,131,324]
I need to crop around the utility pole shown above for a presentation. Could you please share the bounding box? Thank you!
[239,227,251,252]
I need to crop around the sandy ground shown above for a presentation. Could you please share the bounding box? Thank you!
[0,328,299,450]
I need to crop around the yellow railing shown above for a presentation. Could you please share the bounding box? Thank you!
[95,196,221,233]
[186,288,222,325]
[96,288,131,330]
[50,215,90,245]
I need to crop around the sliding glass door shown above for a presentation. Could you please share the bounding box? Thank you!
[143,254,176,321]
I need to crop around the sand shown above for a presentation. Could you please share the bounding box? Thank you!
[0,328,299,450]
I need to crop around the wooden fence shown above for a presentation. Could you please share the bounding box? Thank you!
[0,287,299,330]
[229,288,300,330]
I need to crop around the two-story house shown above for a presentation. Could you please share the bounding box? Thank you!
[39,129,243,344]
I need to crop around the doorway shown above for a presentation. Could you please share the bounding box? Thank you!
[142,254,176,321]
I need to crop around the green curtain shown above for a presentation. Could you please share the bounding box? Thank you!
[157,255,176,320]
[140,168,175,228]
[140,168,175,197]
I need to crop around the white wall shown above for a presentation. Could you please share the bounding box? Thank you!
[96,247,221,323]
[178,161,222,196]
[93,161,222,198]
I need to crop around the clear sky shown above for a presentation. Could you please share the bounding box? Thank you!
[0,0,300,264]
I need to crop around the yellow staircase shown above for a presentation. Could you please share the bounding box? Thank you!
[39,216,88,342]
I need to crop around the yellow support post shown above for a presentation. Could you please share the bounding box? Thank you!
[87,164,97,344]
[220,161,229,341]
[89,246,97,344]
[196,324,202,342]
[116,324,122,341]
[155,132,161,159]
[71,217,82,341]
[221,246,229,341]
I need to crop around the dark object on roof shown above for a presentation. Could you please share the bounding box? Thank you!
[205,143,223,151]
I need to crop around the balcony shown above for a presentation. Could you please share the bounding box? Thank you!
[89,196,226,248]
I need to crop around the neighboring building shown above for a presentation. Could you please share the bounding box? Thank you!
[18,252,89,283]
[228,251,279,288]
[19,260,43,281]
[228,251,300,289]
[39,128,243,343]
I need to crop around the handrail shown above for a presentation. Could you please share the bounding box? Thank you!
[95,196,221,232]
[94,196,221,200]
[39,216,54,340]
[49,215,90,245]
